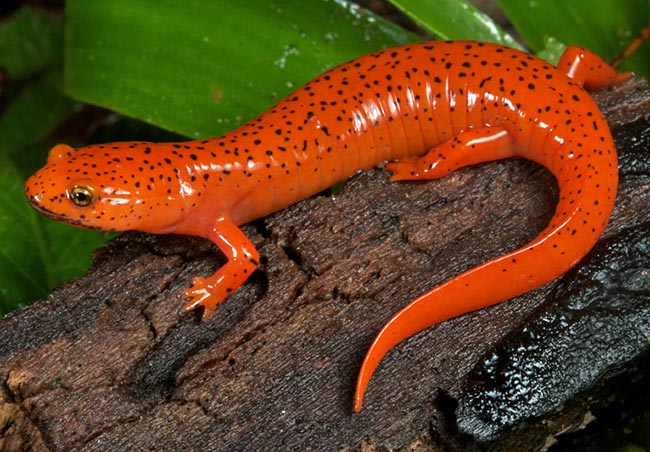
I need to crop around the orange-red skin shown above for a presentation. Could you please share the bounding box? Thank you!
[24,41,628,412]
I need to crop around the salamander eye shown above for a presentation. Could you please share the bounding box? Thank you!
[69,185,95,207]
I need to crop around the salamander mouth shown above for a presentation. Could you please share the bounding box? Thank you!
[27,197,92,228]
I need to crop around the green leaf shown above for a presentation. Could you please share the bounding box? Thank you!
[0,6,63,79]
[496,0,650,75]
[64,0,418,139]
[535,37,568,66]
[386,0,521,48]
[0,73,75,153]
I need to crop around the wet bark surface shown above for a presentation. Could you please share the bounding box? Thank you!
[0,77,648,452]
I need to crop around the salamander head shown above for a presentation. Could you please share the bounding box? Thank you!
[24,143,191,233]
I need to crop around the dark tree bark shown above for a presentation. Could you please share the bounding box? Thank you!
[1,77,648,452]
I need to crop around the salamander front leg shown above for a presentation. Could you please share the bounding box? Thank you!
[182,216,259,318]
[386,126,516,181]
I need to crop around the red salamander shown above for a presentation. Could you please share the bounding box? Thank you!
[24,41,628,412]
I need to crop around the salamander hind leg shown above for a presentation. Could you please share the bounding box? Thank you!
[182,216,260,318]
[557,46,631,90]
[386,127,517,181]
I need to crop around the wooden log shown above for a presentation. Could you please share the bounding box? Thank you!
[0,77,648,452]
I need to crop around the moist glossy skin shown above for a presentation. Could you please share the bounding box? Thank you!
[24,41,628,412]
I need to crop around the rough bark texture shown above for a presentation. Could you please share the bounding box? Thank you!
[0,77,648,452]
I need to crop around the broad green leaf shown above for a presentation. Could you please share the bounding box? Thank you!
[496,0,650,75]
[0,6,63,80]
[386,0,521,48]
[535,37,568,66]
[64,0,418,139]
[0,73,75,153]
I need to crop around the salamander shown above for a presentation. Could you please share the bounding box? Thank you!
[24,41,628,412]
